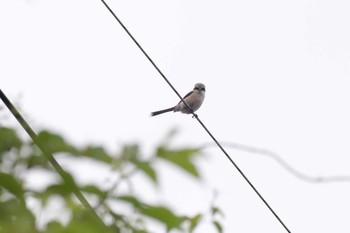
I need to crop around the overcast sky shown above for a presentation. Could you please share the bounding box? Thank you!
[1,0,350,232]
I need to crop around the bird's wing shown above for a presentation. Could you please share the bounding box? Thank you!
[177,90,193,104]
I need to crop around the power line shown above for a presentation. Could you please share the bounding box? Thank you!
[0,89,108,231]
[99,1,291,232]
[203,141,350,183]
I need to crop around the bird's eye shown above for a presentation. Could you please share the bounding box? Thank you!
[194,86,205,91]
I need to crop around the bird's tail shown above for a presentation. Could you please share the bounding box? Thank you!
[150,107,175,116]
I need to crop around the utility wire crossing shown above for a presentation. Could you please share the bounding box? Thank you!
[99,1,291,232]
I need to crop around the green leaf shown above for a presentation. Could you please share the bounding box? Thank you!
[136,161,158,184]
[0,199,36,233]
[213,220,223,233]
[128,158,158,184]
[44,171,77,198]
[131,229,148,233]
[66,208,113,233]
[211,206,225,218]
[189,214,202,233]
[117,195,142,207]
[120,144,159,183]
[45,221,64,233]
[61,170,77,190]
[117,195,184,231]
[0,172,24,202]
[80,185,107,199]
[121,144,139,161]
[0,127,21,154]
[81,146,113,163]
[157,147,201,177]
[36,131,77,154]
[139,205,184,231]
[25,153,49,169]
[45,184,71,197]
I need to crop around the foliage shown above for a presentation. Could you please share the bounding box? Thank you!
[0,126,223,233]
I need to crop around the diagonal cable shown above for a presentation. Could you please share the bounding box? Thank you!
[99,1,291,232]
[0,89,107,230]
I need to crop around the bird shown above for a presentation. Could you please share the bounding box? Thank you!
[151,83,206,117]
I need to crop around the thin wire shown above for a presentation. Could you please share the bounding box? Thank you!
[100,0,185,103]
[99,1,291,232]
[0,89,107,230]
[203,141,350,183]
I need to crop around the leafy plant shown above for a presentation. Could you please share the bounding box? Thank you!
[0,126,224,232]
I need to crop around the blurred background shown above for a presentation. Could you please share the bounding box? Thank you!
[1,0,350,232]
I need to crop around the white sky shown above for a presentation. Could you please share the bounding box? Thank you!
[1,0,350,232]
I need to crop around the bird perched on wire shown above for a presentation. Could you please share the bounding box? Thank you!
[151,83,206,117]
